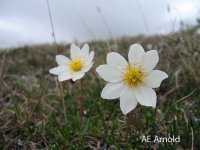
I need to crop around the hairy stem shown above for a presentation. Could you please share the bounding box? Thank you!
[79,79,84,127]
[125,111,132,141]
[60,83,66,121]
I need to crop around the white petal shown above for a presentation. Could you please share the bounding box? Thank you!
[120,88,138,115]
[106,52,127,68]
[56,55,71,66]
[144,70,168,88]
[58,72,73,82]
[82,62,94,72]
[80,44,89,59]
[72,72,85,81]
[135,86,157,108]
[70,44,80,60]
[85,51,94,66]
[96,65,122,82]
[49,66,67,75]
[141,50,159,72]
[101,82,126,99]
[128,43,145,63]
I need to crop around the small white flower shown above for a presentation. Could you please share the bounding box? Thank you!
[49,44,94,82]
[96,43,168,115]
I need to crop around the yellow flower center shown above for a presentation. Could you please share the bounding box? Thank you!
[69,57,84,72]
[122,63,146,87]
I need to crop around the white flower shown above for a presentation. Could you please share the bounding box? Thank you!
[49,44,94,82]
[96,43,168,115]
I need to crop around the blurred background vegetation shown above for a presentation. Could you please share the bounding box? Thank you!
[0,22,200,148]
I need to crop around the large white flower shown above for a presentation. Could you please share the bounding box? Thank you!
[49,44,94,82]
[96,43,168,115]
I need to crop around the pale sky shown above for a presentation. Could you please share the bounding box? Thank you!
[0,0,199,48]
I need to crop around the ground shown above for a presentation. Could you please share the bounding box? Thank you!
[0,28,200,149]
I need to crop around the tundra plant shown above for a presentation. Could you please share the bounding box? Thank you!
[96,43,168,138]
[49,44,94,126]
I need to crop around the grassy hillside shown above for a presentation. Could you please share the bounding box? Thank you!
[0,30,200,149]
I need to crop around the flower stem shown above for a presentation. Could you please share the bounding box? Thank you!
[79,79,84,127]
[125,111,133,141]
[60,83,66,121]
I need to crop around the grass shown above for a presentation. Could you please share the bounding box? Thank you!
[0,28,200,149]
